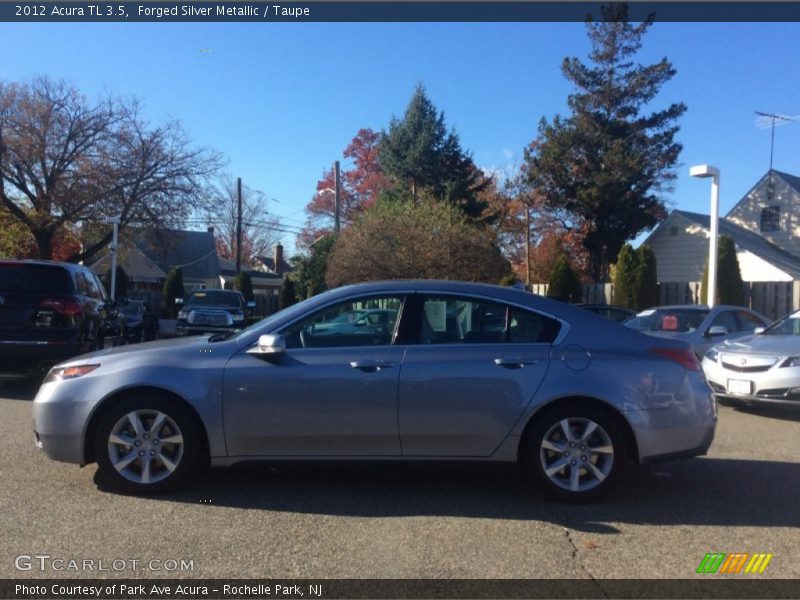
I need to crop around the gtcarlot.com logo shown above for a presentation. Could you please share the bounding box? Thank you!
[14,554,194,572]
[696,553,773,574]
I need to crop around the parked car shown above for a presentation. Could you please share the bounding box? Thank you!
[577,304,635,323]
[703,309,800,407]
[103,300,159,344]
[175,290,249,337]
[33,280,716,501]
[623,305,770,358]
[0,259,111,379]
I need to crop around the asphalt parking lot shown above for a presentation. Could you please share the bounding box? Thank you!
[1,383,798,580]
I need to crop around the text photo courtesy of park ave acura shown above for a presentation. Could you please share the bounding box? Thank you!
[2,2,800,600]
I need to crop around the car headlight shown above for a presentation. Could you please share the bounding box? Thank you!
[780,356,800,368]
[232,312,245,323]
[705,348,719,362]
[44,364,100,383]
[178,309,188,320]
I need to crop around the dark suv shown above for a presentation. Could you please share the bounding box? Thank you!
[0,260,111,378]
[175,289,248,337]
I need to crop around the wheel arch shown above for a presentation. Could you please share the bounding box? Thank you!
[517,396,639,464]
[83,386,210,465]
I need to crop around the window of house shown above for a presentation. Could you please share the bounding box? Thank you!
[760,205,781,232]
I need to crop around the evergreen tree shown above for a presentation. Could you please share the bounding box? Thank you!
[379,84,488,219]
[701,235,744,306]
[547,255,582,303]
[613,244,639,309]
[279,277,298,309]
[293,235,336,298]
[635,244,658,310]
[525,4,686,280]
[162,268,184,318]
[234,271,254,303]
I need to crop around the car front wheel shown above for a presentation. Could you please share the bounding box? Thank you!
[94,396,202,494]
[523,405,626,502]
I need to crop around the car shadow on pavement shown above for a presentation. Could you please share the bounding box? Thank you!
[732,404,800,422]
[109,457,800,533]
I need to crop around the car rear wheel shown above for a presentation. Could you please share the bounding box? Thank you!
[94,396,202,494]
[523,404,626,502]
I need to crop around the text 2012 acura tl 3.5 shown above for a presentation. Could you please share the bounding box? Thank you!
[33,280,716,502]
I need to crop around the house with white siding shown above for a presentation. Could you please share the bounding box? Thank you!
[644,170,800,284]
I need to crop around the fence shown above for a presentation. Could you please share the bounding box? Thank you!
[529,280,800,321]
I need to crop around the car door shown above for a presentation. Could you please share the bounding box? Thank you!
[398,294,558,457]
[222,294,407,457]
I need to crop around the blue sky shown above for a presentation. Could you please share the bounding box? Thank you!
[2,20,799,255]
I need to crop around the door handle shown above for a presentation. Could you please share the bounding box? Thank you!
[350,360,395,372]
[494,357,538,369]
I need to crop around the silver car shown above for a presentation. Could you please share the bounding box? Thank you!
[624,305,770,358]
[703,310,800,407]
[33,280,716,502]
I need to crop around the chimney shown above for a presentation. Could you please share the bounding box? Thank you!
[273,243,284,275]
[207,226,215,234]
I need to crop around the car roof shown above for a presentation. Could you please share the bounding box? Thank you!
[0,259,89,271]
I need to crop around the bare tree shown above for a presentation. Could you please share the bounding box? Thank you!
[0,77,222,262]
[205,175,283,263]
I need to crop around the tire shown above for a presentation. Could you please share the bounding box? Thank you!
[94,394,203,494]
[522,403,627,503]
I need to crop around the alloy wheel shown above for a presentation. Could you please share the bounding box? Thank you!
[107,409,184,484]
[539,417,614,493]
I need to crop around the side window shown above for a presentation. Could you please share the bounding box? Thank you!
[416,296,560,345]
[509,308,560,343]
[419,297,506,344]
[72,271,89,296]
[710,310,738,334]
[738,311,766,333]
[281,295,404,349]
[88,272,107,300]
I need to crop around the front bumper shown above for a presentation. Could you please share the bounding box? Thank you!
[175,321,242,337]
[32,379,89,464]
[703,358,800,407]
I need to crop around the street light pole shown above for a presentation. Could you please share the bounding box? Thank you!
[104,216,121,301]
[690,165,721,307]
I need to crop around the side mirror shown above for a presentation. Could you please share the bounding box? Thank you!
[175,298,184,306]
[754,326,765,334]
[247,301,256,309]
[246,334,286,356]
[707,325,728,337]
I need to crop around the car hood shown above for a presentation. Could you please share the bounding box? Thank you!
[54,335,214,367]
[716,334,800,356]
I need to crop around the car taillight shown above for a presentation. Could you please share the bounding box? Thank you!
[649,348,701,372]
[39,298,83,316]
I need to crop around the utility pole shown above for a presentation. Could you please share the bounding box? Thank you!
[236,176,243,274]
[525,204,531,287]
[334,160,341,233]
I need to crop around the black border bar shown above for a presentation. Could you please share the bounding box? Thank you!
[3,2,800,22]
[4,579,800,599]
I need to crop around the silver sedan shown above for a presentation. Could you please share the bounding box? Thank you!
[624,304,770,358]
[703,310,800,407]
[33,280,716,502]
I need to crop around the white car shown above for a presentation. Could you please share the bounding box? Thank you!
[702,310,800,407]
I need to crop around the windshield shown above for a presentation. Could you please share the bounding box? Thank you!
[187,291,243,309]
[119,302,143,316]
[762,312,800,335]
[625,308,709,333]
